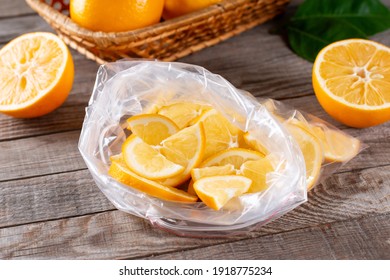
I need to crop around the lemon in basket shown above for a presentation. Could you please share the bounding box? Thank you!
[163,0,222,20]
[70,0,164,32]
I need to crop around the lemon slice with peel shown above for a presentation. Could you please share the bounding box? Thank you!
[193,175,252,210]
[240,158,274,193]
[158,102,212,129]
[108,157,197,203]
[287,119,360,163]
[158,122,206,187]
[126,114,179,145]
[122,135,184,180]
[243,132,269,155]
[310,125,360,163]
[197,109,244,160]
[200,148,265,169]
[285,123,323,190]
[191,164,236,181]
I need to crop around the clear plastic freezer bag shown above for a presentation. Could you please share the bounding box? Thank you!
[78,60,360,237]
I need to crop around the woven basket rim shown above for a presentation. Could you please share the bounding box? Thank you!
[25,0,265,40]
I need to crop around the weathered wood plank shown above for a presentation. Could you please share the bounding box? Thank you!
[0,130,86,182]
[0,14,51,43]
[0,0,34,18]
[0,170,114,228]
[0,164,388,259]
[147,213,390,260]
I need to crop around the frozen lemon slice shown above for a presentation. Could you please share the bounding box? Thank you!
[310,125,360,163]
[240,158,274,193]
[286,123,323,190]
[191,164,236,181]
[193,175,252,210]
[108,157,197,203]
[243,132,269,155]
[122,135,184,180]
[126,114,179,145]
[196,109,244,160]
[158,102,212,129]
[158,122,206,187]
[200,148,264,169]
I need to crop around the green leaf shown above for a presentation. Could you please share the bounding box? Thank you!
[287,0,390,62]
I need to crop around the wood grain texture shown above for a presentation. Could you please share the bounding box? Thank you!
[147,213,390,260]
[0,0,34,18]
[0,164,388,259]
[0,170,114,228]
[0,14,51,43]
[0,131,86,182]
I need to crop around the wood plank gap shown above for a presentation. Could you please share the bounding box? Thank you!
[0,127,82,143]
[275,92,314,101]
[0,166,87,184]
[0,208,117,231]
[132,212,390,260]
[0,12,36,21]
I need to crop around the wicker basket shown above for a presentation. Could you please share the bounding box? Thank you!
[26,0,289,64]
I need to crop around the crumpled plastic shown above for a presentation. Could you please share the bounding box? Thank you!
[78,60,361,237]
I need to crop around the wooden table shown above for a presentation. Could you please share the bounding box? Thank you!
[1,0,389,260]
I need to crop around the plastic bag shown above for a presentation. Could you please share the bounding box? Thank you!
[78,60,360,237]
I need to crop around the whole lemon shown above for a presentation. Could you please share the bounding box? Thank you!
[163,0,222,20]
[70,0,164,32]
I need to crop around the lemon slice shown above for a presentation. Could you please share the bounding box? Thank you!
[197,109,244,160]
[191,164,236,181]
[200,148,265,169]
[187,179,197,196]
[158,102,212,129]
[313,39,390,128]
[286,123,323,190]
[310,125,360,162]
[287,119,360,163]
[122,135,184,180]
[240,158,274,193]
[243,132,269,155]
[193,175,252,210]
[108,157,197,203]
[126,114,179,145]
[158,122,206,186]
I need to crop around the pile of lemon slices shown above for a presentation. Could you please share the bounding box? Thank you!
[109,102,360,210]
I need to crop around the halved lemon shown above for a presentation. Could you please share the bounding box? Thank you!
[122,135,184,180]
[126,114,179,145]
[313,39,390,128]
[108,158,197,203]
[286,123,323,190]
[158,102,212,129]
[0,32,74,118]
[200,148,265,169]
[193,175,252,210]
